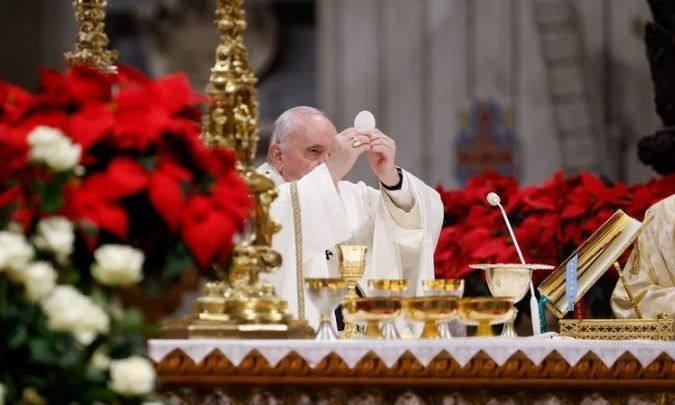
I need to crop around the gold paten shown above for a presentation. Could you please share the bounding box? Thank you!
[342,297,402,339]
[64,0,118,73]
[161,0,312,339]
[458,297,513,337]
[402,296,459,339]
[337,245,367,339]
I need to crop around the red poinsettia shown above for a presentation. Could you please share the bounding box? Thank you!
[435,171,675,284]
[0,65,252,292]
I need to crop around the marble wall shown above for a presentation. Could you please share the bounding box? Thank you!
[317,0,660,188]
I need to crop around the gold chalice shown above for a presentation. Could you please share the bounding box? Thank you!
[402,296,459,339]
[422,279,465,338]
[469,263,553,337]
[305,278,346,340]
[368,279,409,296]
[368,279,408,339]
[337,245,368,339]
[422,279,465,297]
[342,297,402,339]
[458,297,514,337]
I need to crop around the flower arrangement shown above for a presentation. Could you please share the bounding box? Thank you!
[435,171,675,314]
[0,66,251,290]
[0,66,252,403]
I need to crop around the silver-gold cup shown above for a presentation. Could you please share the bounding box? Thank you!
[422,279,465,338]
[305,278,346,340]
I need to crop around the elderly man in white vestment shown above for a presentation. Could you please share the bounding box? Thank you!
[611,194,675,318]
[257,106,443,329]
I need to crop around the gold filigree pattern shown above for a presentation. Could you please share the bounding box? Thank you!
[201,0,258,164]
[560,315,674,340]
[64,0,118,73]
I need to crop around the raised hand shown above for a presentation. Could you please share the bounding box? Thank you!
[325,127,370,183]
[366,129,399,186]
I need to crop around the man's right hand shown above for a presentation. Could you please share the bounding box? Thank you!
[325,127,370,183]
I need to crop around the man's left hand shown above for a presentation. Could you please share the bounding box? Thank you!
[366,129,399,186]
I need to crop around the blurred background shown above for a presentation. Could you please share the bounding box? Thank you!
[0,0,660,188]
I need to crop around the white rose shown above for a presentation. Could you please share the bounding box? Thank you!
[33,216,74,263]
[41,286,110,345]
[21,262,57,302]
[91,245,144,286]
[27,126,81,172]
[109,356,155,397]
[0,231,34,275]
[0,382,5,405]
[89,347,111,371]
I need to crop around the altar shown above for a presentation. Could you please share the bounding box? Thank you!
[149,337,675,403]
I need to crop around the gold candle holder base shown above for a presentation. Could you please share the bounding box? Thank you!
[161,281,313,339]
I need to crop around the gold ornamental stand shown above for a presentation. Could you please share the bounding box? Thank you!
[161,0,312,339]
[64,0,117,73]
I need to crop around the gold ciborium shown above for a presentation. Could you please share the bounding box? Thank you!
[402,297,459,339]
[458,297,514,337]
[368,279,408,339]
[422,279,465,338]
[469,264,553,337]
[337,245,367,339]
[305,278,346,340]
[342,297,402,339]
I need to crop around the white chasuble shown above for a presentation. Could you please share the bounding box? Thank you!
[257,162,444,329]
[611,194,675,319]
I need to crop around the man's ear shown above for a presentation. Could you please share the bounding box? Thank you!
[269,144,283,172]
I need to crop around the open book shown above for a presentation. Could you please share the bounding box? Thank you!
[538,209,643,318]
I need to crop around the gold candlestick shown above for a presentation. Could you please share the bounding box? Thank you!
[161,0,311,339]
[64,0,117,73]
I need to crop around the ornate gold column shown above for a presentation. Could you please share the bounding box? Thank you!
[64,0,117,73]
[162,0,312,339]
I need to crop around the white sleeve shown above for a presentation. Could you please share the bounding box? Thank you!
[272,163,351,251]
[380,172,422,231]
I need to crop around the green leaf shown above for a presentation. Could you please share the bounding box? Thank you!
[7,324,29,348]
[62,267,82,285]
[118,309,145,331]
[163,242,194,282]
[198,174,216,193]
[39,179,65,213]
[29,338,57,364]
[56,346,82,368]
[139,155,157,172]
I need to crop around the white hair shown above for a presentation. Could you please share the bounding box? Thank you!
[270,106,328,150]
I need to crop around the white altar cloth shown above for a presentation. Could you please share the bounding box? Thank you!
[148,336,674,369]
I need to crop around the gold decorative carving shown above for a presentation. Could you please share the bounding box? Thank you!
[64,0,118,73]
[154,349,675,389]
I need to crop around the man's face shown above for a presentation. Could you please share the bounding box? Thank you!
[271,115,336,181]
